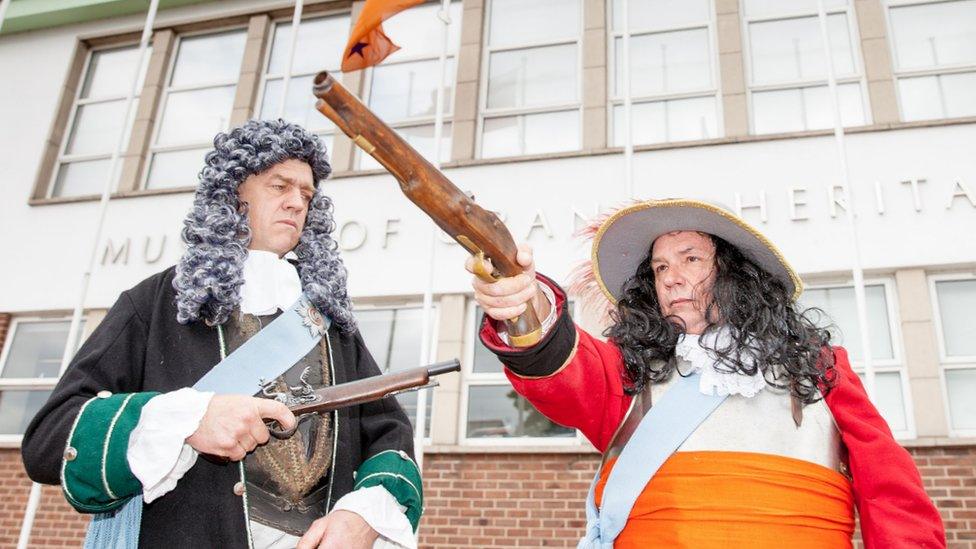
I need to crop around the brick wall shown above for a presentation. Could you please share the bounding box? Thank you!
[0,446,972,547]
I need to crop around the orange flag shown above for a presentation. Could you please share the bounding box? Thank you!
[341,0,425,72]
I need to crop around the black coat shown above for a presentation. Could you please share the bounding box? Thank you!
[22,266,414,548]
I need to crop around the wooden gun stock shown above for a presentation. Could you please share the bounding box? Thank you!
[312,71,542,347]
[267,360,461,439]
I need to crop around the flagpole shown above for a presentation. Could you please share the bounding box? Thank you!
[413,0,451,472]
[277,0,305,118]
[815,0,875,399]
[621,0,634,199]
[16,3,160,546]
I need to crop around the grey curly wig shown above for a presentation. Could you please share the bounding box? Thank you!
[173,119,356,332]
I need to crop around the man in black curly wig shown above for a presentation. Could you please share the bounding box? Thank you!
[466,198,943,548]
[23,119,422,549]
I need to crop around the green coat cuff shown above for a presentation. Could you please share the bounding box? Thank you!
[60,392,160,513]
[353,449,423,531]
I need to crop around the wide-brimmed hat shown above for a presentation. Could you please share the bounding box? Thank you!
[569,198,802,316]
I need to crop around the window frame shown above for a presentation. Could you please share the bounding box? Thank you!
[0,316,76,444]
[739,0,873,134]
[352,301,439,442]
[802,278,916,439]
[254,11,353,155]
[883,0,976,121]
[140,25,249,191]
[475,0,585,159]
[355,0,463,169]
[47,41,144,199]
[605,0,724,145]
[928,272,976,437]
[459,299,586,446]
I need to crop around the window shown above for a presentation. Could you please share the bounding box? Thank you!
[0,319,83,437]
[144,30,247,189]
[887,0,976,121]
[461,304,577,442]
[608,0,719,145]
[479,0,582,158]
[51,45,149,198]
[931,276,976,435]
[742,0,869,134]
[801,282,913,436]
[358,1,462,170]
[258,14,352,157]
[355,306,435,437]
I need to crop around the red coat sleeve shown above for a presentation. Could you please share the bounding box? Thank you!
[824,347,945,548]
[480,273,633,451]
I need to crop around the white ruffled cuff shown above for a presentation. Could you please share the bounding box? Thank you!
[126,387,213,503]
[332,485,417,549]
[498,281,559,346]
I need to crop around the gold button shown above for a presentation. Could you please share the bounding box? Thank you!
[233,481,245,496]
[97,390,112,399]
[64,447,77,461]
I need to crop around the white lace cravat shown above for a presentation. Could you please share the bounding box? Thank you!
[240,250,302,315]
[674,331,767,398]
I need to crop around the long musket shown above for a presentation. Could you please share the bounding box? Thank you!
[267,359,460,439]
[311,71,542,347]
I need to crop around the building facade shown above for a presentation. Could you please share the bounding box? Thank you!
[0,0,974,546]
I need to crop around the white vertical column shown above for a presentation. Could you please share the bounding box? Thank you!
[17,3,161,547]
[815,0,875,399]
[277,0,305,118]
[621,0,635,199]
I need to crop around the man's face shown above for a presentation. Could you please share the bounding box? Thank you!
[237,159,315,257]
[650,231,718,334]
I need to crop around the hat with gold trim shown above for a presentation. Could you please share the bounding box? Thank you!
[569,198,802,316]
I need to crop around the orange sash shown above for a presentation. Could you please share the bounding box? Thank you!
[594,451,854,548]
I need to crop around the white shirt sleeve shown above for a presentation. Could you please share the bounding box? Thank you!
[332,485,418,549]
[498,281,559,346]
[126,387,213,503]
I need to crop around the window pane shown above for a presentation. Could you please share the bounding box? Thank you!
[384,1,462,62]
[170,31,247,87]
[146,148,207,189]
[369,58,455,121]
[614,28,712,97]
[467,385,575,438]
[749,14,854,85]
[613,96,717,145]
[856,371,907,432]
[53,158,112,197]
[268,16,351,75]
[936,279,976,357]
[2,321,80,379]
[488,0,579,48]
[898,76,944,121]
[800,284,894,362]
[481,110,580,158]
[355,307,431,436]
[0,390,53,435]
[156,86,236,147]
[889,0,976,71]
[753,82,863,133]
[943,71,976,118]
[359,123,451,170]
[946,368,976,431]
[487,44,578,110]
[81,46,150,99]
[743,0,847,18]
[65,99,138,156]
[260,76,337,133]
[611,0,709,32]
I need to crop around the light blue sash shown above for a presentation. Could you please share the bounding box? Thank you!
[578,372,727,548]
[83,295,330,548]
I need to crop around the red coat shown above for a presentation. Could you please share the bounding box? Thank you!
[481,274,945,548]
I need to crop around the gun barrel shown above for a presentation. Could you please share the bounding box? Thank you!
[427,359,461,377]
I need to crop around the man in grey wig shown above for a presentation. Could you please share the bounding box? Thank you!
[23,119,422,549]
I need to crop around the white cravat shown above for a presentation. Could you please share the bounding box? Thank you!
[675,330,768,398]
[127,251,415,548]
